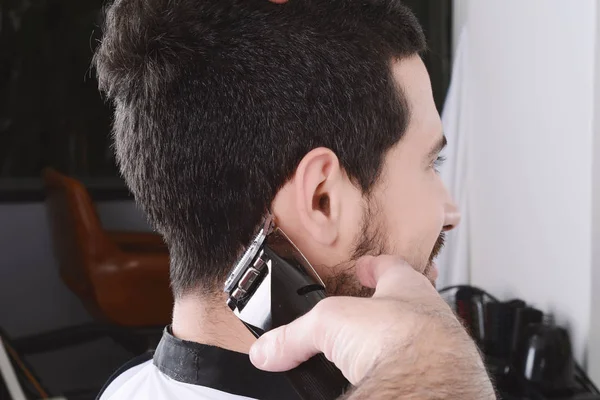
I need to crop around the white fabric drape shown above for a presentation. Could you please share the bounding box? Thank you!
[436,28,472,289]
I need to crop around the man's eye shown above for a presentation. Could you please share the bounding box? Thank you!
[433,155,446,173]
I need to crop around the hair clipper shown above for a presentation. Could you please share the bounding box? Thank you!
[224,216,350,400]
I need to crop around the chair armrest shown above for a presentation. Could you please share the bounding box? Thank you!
[108,231,168,253]
[120,252,171,273]
[91,252,173,326]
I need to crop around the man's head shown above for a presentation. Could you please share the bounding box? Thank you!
[272,55,460,297]
[94,0,459,299]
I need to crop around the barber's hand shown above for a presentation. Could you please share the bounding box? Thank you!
[249,255,465,385]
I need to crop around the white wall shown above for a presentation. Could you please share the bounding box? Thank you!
[454,0,598,370]
[590,0,600,385]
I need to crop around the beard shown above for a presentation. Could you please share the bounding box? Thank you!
[423,231,445,288]
[324,200,446,297]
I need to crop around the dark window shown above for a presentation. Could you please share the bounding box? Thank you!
[403,0,453,111]
[0,0,452,202]
[0,0,123,201]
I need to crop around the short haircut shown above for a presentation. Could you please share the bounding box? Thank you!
[94,0,426,297]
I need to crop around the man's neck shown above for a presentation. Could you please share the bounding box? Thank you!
[171,293,256,354]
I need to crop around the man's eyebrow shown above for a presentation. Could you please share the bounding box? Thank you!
[427,135,447,159]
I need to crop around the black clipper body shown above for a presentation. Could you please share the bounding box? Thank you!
[224,217,350,400]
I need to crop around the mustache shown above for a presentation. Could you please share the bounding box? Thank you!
[429,231,446,263]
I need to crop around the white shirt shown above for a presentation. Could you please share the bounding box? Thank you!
[96,328,300,400]
[99,360,255,400]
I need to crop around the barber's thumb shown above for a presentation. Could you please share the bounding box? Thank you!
[250,316,319,372]
[356,254,408,288]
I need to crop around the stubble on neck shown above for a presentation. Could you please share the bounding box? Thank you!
[171,291,257,354]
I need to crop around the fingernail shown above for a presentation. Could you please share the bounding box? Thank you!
[250,342,267,368]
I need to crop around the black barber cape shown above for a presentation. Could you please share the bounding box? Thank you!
[97,327,301,400]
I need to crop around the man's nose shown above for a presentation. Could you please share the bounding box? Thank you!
[443,201,461,232]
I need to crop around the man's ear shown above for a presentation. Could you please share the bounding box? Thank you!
[291,147,343,246]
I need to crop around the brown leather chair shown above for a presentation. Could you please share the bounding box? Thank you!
[42,168,173,327]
